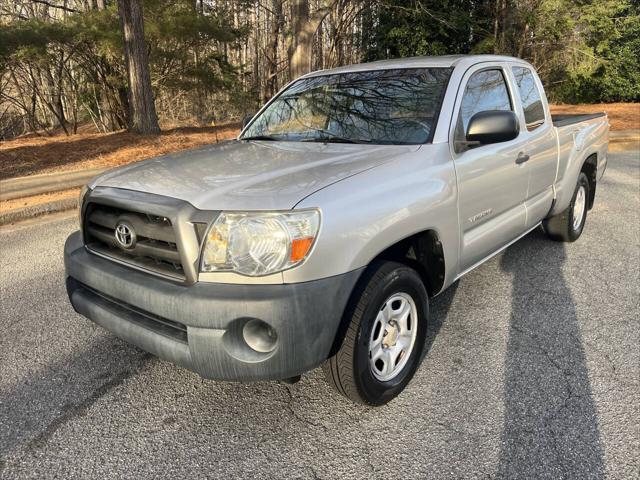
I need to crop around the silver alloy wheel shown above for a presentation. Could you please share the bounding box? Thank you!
[573,185,586,231]
[369,292,418,382]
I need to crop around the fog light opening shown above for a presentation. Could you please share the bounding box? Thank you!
[242,319,278,353]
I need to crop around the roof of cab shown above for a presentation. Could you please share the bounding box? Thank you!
[302,54,531,78]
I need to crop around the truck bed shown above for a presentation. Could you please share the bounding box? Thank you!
[552,112,606,128]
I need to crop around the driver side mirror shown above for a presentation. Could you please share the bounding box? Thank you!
[466,110,519,146]
[242,113,256,129]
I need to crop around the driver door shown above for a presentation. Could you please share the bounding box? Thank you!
[451,64,529,274]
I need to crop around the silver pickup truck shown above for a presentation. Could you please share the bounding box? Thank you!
[64,55,609,405]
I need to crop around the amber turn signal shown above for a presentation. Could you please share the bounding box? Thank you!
[290,237,315,263]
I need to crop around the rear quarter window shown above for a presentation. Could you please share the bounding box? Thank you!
[512,67,545,130]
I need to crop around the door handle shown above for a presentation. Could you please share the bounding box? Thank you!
[515,153,530,164]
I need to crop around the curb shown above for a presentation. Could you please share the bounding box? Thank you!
[609,141,640,153]
[609,130,639,152]
[610,129,640,139]
[0,168,105,201]
[0,197,78,226]
[610,135,640,142]
[609,131,639,152]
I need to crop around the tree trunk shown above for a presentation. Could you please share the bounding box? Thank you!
[118,0,160,134]
[288,0,333,79]
[289,0,309,80]
[42,64,68,134]
[267,0,283,99]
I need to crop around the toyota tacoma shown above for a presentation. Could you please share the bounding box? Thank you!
[64,55,609,405]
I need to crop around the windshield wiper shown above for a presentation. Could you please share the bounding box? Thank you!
[302,136,366,144]
[243,132,373,144]
[241,135,279,141]
[300,130,372,144]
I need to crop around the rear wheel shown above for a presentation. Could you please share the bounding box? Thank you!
[543,172,590,242]
[322,261,428,405]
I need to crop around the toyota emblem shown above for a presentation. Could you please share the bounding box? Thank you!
[114,222,136,249]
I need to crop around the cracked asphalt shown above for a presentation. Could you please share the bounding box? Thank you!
[1,150,638,479]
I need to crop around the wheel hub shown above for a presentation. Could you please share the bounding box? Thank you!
[382,321,399,348]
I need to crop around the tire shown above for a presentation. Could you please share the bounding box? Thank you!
[543,172,590,242]
[322,261,428,406]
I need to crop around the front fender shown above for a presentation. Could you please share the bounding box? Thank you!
[285,144,459,289]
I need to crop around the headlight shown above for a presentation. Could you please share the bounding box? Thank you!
[78,185,91,230]
[201,210,320,276]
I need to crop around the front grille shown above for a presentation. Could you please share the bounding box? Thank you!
[84,203,185,281]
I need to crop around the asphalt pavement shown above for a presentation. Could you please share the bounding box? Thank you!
[1,151,638,479]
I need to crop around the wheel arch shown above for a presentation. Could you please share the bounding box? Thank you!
[327,229,445,357]
[369,229,446,297]
[550,148,600,217]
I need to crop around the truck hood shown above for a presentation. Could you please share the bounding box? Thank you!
[92,140,420,210]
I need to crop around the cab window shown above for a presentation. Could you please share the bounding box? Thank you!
[454,69,513,153]
[512,66,545,130]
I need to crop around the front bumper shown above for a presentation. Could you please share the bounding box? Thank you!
[64,231,362,381]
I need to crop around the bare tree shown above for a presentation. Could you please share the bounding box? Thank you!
[266,0,285,99]
[288,0,336,79]
[117,0,160,134]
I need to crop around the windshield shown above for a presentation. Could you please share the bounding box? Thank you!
[241,68,452,145]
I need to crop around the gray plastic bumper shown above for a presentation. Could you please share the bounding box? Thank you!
[64,231,362,381]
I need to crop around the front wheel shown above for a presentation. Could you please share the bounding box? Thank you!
[543,172,590,242]
[322,261,428,405]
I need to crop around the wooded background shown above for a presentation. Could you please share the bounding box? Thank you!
[1,0,638,139]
